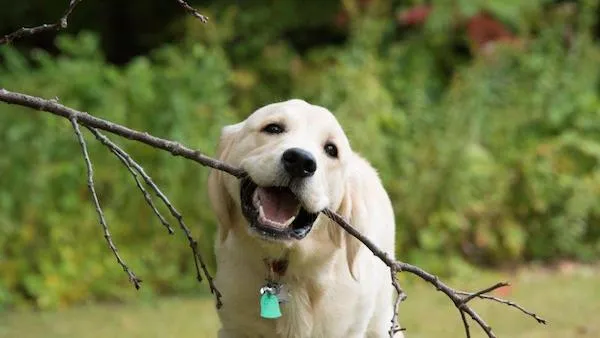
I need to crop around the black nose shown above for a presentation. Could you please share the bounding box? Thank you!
[282,148,317,178]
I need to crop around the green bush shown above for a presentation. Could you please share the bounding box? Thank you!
[1,0,600,308]
[0,33,234,308]
[290,1,600,273]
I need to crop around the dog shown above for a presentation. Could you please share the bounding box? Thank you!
[208,99,402,338]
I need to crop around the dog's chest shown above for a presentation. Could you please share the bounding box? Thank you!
[277,278,366,338]
[215,235,364,338]
[261,280,348,338]
[217,270,358,338]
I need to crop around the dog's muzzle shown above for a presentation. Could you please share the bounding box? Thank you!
[240,178,319,240]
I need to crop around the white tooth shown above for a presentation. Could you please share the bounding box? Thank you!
[258,203,296,228]
[283,216,296,227]
[253,191,260,208]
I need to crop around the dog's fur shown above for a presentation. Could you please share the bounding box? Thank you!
[208,99,402,338]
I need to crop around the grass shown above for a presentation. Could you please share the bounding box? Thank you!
[1,265,598,338]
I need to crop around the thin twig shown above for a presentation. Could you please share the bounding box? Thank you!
[195,242,223,308]
[456,291,547,324]
[86,127,222,308]
[175,0,209,23]
[87,127,174,234]
[322,208,500,337]
[0,0,83,45]
[460,310,471,338]
[389,270,406,337]
[459,282,509,307]
[113,149,174,233]
[70,117,142,289]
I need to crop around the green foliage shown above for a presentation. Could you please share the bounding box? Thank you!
[1,0,600,308]
[0,33,234,308]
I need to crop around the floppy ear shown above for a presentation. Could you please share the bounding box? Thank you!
[337,168,369,281]
[208,124,240,243]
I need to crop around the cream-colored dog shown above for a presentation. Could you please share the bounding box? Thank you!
[208,99,402,338]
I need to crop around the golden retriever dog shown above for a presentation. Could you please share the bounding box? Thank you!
[208,99,402,338]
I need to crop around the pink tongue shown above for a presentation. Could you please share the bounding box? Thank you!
[256,187,299,225]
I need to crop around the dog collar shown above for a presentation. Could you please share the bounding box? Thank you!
[265,258,289,278]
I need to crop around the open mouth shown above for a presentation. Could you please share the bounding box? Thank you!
[240,178,318,240]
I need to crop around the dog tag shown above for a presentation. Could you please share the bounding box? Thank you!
[260,291,282,319]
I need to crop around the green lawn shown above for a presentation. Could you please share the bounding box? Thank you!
[1,265,598,338]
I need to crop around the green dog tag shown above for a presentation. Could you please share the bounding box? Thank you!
[260,292,282,319]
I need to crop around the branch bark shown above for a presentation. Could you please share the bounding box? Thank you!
[70,117,142,289]
[91,127,175,234]
[87,126,222,307]
[176,0,209,23]
[0,89,244,178]
[0,0,83,45]
[389,270,407,337]
[0,0,208,45]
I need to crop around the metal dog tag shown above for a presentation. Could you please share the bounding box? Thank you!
[260,284,282,319]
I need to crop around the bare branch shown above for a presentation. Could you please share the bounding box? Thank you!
[1,0,208,46]
[389,270,406,337]
[0,0,83,45]
[195,243,223,308]
[0,89,244,178]
[87,127,174,234]
[70,117,142,289]
[86,127,222,308]
[161,205,223,309]
[460,310,471,338]
[456,291,547,324]
[175,0,209,23]
[0,88,545,335]
[459,282,509,306]
[322,208,503,337]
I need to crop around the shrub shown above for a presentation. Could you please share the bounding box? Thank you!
[0,32,233,308]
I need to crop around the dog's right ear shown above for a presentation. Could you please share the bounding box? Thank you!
[208,123,241,243]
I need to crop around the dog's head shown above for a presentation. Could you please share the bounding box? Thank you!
[208,100,352,247]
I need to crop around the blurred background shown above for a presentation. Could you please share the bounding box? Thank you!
[1,0,600,337]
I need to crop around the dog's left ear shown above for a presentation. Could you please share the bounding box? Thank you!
[337,162,370,281]
[208,123,241,243]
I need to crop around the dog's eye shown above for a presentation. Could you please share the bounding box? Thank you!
[261,123,285,134]
[324,142,338,158]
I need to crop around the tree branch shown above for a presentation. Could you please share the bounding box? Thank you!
[460,310,471,338]
[175,0,209,23]
[458,282,509,306]
[0,0,210,46]
[86,126,222,308]
[89,127,175,234]
[0,89,244,178]
[389,270,407,337]
[70,117,142,289]
[321,208,544,337]
[0,0,83,45]
[456,290,547,325]
[0,88,545,336]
